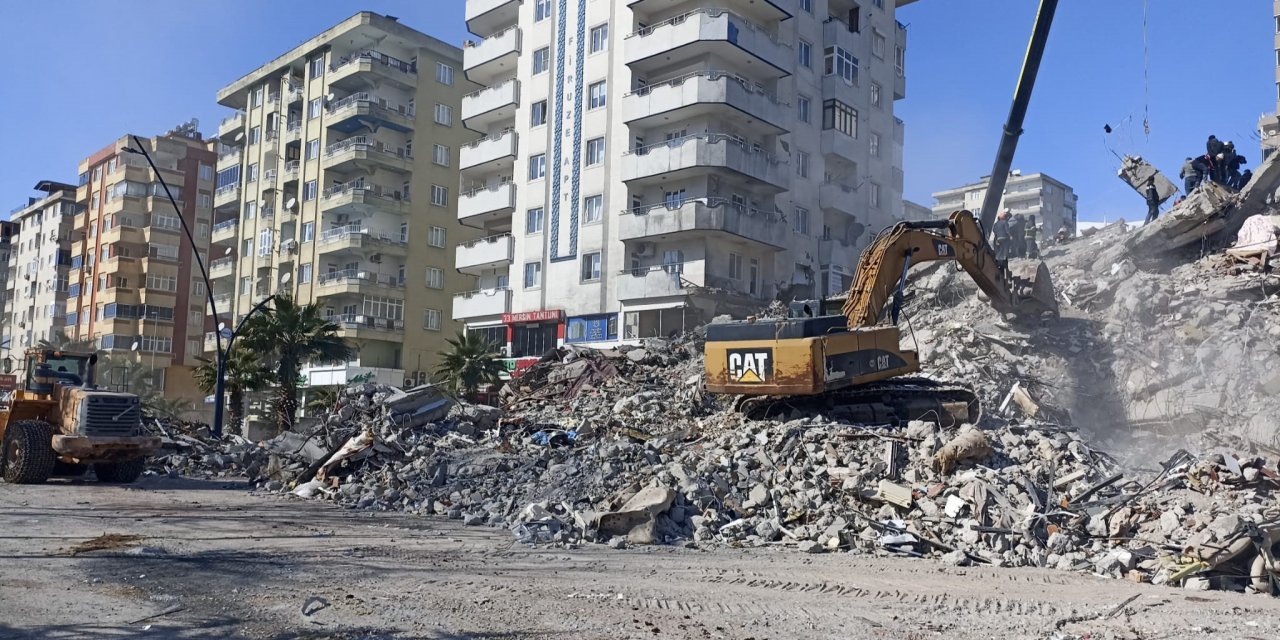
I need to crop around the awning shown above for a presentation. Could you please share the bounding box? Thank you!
[621,300,689,313]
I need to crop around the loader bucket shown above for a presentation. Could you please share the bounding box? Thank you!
[1007,258,1059,317]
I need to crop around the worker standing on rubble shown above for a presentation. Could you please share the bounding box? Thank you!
[1193,154,1211,188]
[1228,155,1247,190]
[1207,135,1225,183]
[1009,214,1027,258]
[1025,215,1040,258]
[992,209,1013,277]
[1180,157,1199,194]
[1221,142,1238,187]
[1144,178,1161,225]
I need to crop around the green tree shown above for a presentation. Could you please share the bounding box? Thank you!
[303,385,340,416]
[434,332,504,398]
[238,296,353,434]
[193,347,272,435]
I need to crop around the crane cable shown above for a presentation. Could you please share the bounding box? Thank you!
[1142,0,1151,139]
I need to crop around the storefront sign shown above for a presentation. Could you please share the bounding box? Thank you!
[566,314,618,343]
[0,374,16,390]
[500,357,541,378]
[502,310,563,324]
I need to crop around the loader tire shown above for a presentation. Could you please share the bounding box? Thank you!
[94,458,146,484]
[3,420,56,484]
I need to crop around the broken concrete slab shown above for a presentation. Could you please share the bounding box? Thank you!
[1118,156,1178,203]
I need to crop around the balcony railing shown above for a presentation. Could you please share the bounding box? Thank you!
[330,50,417,75]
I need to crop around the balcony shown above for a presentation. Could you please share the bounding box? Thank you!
[466,0,521,38]
[284,120,302,144]
[328,49,418,92]
[320,179,411,216]
[211,219,239,245]
[204,331,219,353]
[211,292,234,312]
[283,160,300,182]
[463,26,521,85]
[452,288,512,320]
[326,93,414,134]
[217,111,246,141]
[462,79,520,132]
[820,130,861,164]
[621,134,789,192]
[302,365,406,388]
[457,182,516,228]
[209,256,235,278]
[217,145,242,170]
[617,261,706,302]
[619,198,787,250]
[317,224,409,257]
[622,71,788,134]
[331,314,405,340]
[459,130,518,175]
[624,10,791,79]
[628,0,793,24]
[818,238,858,271]
[316,269,404,297]
[455,233,514,275]
[819,181,861,217]
[322,136,412,174]
[214,183,240,209]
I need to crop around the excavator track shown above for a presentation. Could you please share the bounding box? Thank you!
[735,378,981,427]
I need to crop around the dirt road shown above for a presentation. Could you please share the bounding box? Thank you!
[1,477,1277,639]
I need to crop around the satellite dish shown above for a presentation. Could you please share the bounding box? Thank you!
[217,322,227,331]
[224,246,233,256]
[280,272,292,285]
[233,131,245,143]
[131,341,140,352]
[285,197,297,210]
[325,92,336,102]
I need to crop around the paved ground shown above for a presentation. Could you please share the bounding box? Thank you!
[1,477,1279,639]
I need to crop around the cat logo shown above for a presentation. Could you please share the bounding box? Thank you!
[727,348,773,383]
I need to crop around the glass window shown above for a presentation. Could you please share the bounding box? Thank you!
[580,252,601,281]
[870,132,881,158]
[794,206,810,235]
[308,98,323,119]
[532,47,550,75]
[425,267,444,289]
[302,222,315,242]
[526,207,544,234]
[798,40,812,68]
[309,57,324,79]
[247,163,259,182]
[824,46,859,85]
[424,309,442,331]
[428,226,446,247]
[589,23,609,53]
[585,137,605,166]
[248,126,261,144]
[432,144,449,166]
[822,99,858,137]
[306,138,320,159]
[797,151,810,178]
[534,0,551,21]
[303,180,317,201]
[583,194,603,224]
[198,163,214,181]
[798,95,811,123]
[870,182,881,208]
[528,154,546,181]
[800,0,812,12]
[434,104,453,126]
[873,30,887,59]
[300,263,312,283]
[729,252,743,279]
[523,262,541,288]
[430,185,448,206]
[588,81,607,109]
[530,100,547,126]
[435,62,454,85]
[871,82,882,109]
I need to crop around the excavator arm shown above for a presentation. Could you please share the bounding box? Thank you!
[841,210,1057,327]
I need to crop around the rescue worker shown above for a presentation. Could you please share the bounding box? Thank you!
[992,209,1013,277]
[1179,156,1199,194]
[1025,214,1040,259]
[1227,154,1247,190]
[1192,154,1211,188]
[1220,142,1238,186]
[1144,177,1161,225]
[1206,135,1225,183]
[1238,169,1254,190]
[1009,214,1027,258]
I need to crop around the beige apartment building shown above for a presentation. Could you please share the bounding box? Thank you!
[459,0,913,364]
[212,12,476,392]
[65,122,216,407]
[1259,0,1280,159]
[930,171,1078,238]
[1,182,79,377]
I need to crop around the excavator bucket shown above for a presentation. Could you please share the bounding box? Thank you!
[1007,259,1059,317]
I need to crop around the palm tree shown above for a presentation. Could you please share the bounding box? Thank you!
[193,347,272,435]
[303,385,340,417]
[434,332,504,399]
[238,296,353,434]
[144,395,194,422]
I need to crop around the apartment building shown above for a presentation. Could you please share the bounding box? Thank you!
[0,220,16,358]
[902,199,931,221]
[65,122,216,406]
[1259,1,1280,159]
[212,12,476,392]
[1,182,78,376]
[459,0,911,365]
[930,171,1078,238]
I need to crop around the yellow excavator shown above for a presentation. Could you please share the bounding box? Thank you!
[704,211,1057,424]
[704,0,1062,424]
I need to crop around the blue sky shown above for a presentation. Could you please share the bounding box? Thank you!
[0,1,1273,222]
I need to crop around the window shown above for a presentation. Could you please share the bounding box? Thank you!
[304,180,318,200]
[798,40,812,68]
[428,226,446,248]
[588,81,607,109]
[798,95,811,123]
[794,206,810,235]
[436,62,454,85]
[306,138,320,159]
[198,163,214,181]
[825,46,859,84]
[585,137,605,166]
[300,263,312,283]
[430,185,448,207]
[248,126,261,145]
[871,82,882,109]
[870,132,881,158]
[526,207,545,234]
[873,30,887,59]
[197,193,212,209]
[309,57,324,78]
[309,98,323,119]
[531,100,548,126]
[580,252,601,281]
[251,87,264,108]
[424,309,442,331]
[247,163,259,183]
[432,144,449,166]
[873,0,884,7]
[797,151,810,178]
[823,99,858,137]
[425,267,444,289]
[583,194,603,224]
[800,0,812,12]
[895,46,905,77]
[729,252,744,280]
[532,47,550,75]
[589,23,609,53]
[240,276,252,294]
[197,222,210,239]
[434,104,453,126]
[523,261,542,288]
[534,0,551,21]
[528,153,547,180]
[870,182,882,208]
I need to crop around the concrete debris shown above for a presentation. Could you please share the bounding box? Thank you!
[1118,156,1178,204]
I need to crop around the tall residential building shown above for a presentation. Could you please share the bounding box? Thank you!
[459,0,911,363]
[930,171,1078,238]
[0,219,17,355]
[1259,0,1280,159]
[1,182,78,375]
[212,12,476,392]
[66,122,216,407]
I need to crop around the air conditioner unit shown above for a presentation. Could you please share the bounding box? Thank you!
[403,377,415,389]
[369,253,382,263]
[414,370,429,385]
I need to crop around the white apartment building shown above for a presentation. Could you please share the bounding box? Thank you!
[931,171,1078,238]
[1,181,78,371]
[460,0,911,366]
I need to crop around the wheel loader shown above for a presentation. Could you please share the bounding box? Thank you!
[0,348,159,484]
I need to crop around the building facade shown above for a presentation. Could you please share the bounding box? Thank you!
[930,171,1078,238]
[1259,0,1280,159]
[459,0,911,366]
[1,182,78,375]
[212,12,477,392]
[65,123,216,407]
